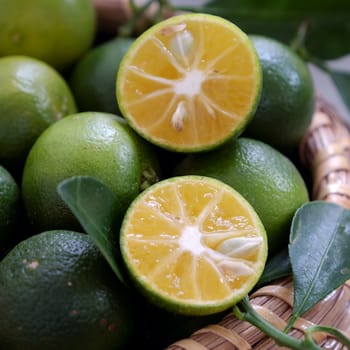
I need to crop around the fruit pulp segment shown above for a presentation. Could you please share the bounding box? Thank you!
[120,15,260,149]
[124,179,265,302]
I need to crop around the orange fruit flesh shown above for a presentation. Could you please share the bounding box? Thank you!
[121,177,267,312]
[117,14,261,151]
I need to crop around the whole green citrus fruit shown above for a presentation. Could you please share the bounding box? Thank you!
[70,37,133,115]
[0,56,77,172]
[174,137,309,256]
[0,165,20,250]
[243,35,315,154]
[0,230,135,350]
[0,0,96,71]
[22,112,160,232]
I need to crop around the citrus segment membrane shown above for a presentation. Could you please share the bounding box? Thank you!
[120,176,267,315]
[117,14,261,152]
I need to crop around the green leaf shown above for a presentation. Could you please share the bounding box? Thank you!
[257,248,291,287]
[186,0,350,59]
[329,69,350,113]
[57,176,127,285]
[289,201,350,319]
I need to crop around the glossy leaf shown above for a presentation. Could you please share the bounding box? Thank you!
[186,0,350,59]
[289,201,350,318]
[57,176,127,285]
[257,248,291,287]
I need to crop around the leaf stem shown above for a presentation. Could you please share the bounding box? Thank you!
[290,20,309,54]
[119,0,156,37]
[119,0,173,37]
[289,20,331,74]
[233,297,322,350]
[306,325,350,348]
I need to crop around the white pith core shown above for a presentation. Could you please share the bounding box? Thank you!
[178,225,206,255]
[174,69,204,97]
[128,185,264,292]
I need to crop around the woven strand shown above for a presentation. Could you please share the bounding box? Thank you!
[313,141,350,167]
[313,154,350,192]
[317,183,350,202]
[169,339,209,350]
[251,285,293,306]
[254,305,287,330]
[293,318,326,344]
[194,325,252,350]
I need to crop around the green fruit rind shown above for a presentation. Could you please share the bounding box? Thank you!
[22,112,160,232]
[0,55,77,171]
[0,166,20,247]
[0,0,96,70]
[70,37,133,115]
[0,230,135,350]
[244,35,315,154]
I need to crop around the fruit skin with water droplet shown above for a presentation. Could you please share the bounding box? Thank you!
[243,35,315,155]
[0,230,136,350]
[0,55,77,173]
[116,13,262,153]
[22,112,161,232]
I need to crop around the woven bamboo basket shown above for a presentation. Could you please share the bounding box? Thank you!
[164,97,350,350]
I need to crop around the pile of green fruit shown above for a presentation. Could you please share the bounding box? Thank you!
[1,1,349,350]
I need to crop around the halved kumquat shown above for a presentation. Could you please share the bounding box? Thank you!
[116,13,262,152]
[120,176,267,315]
